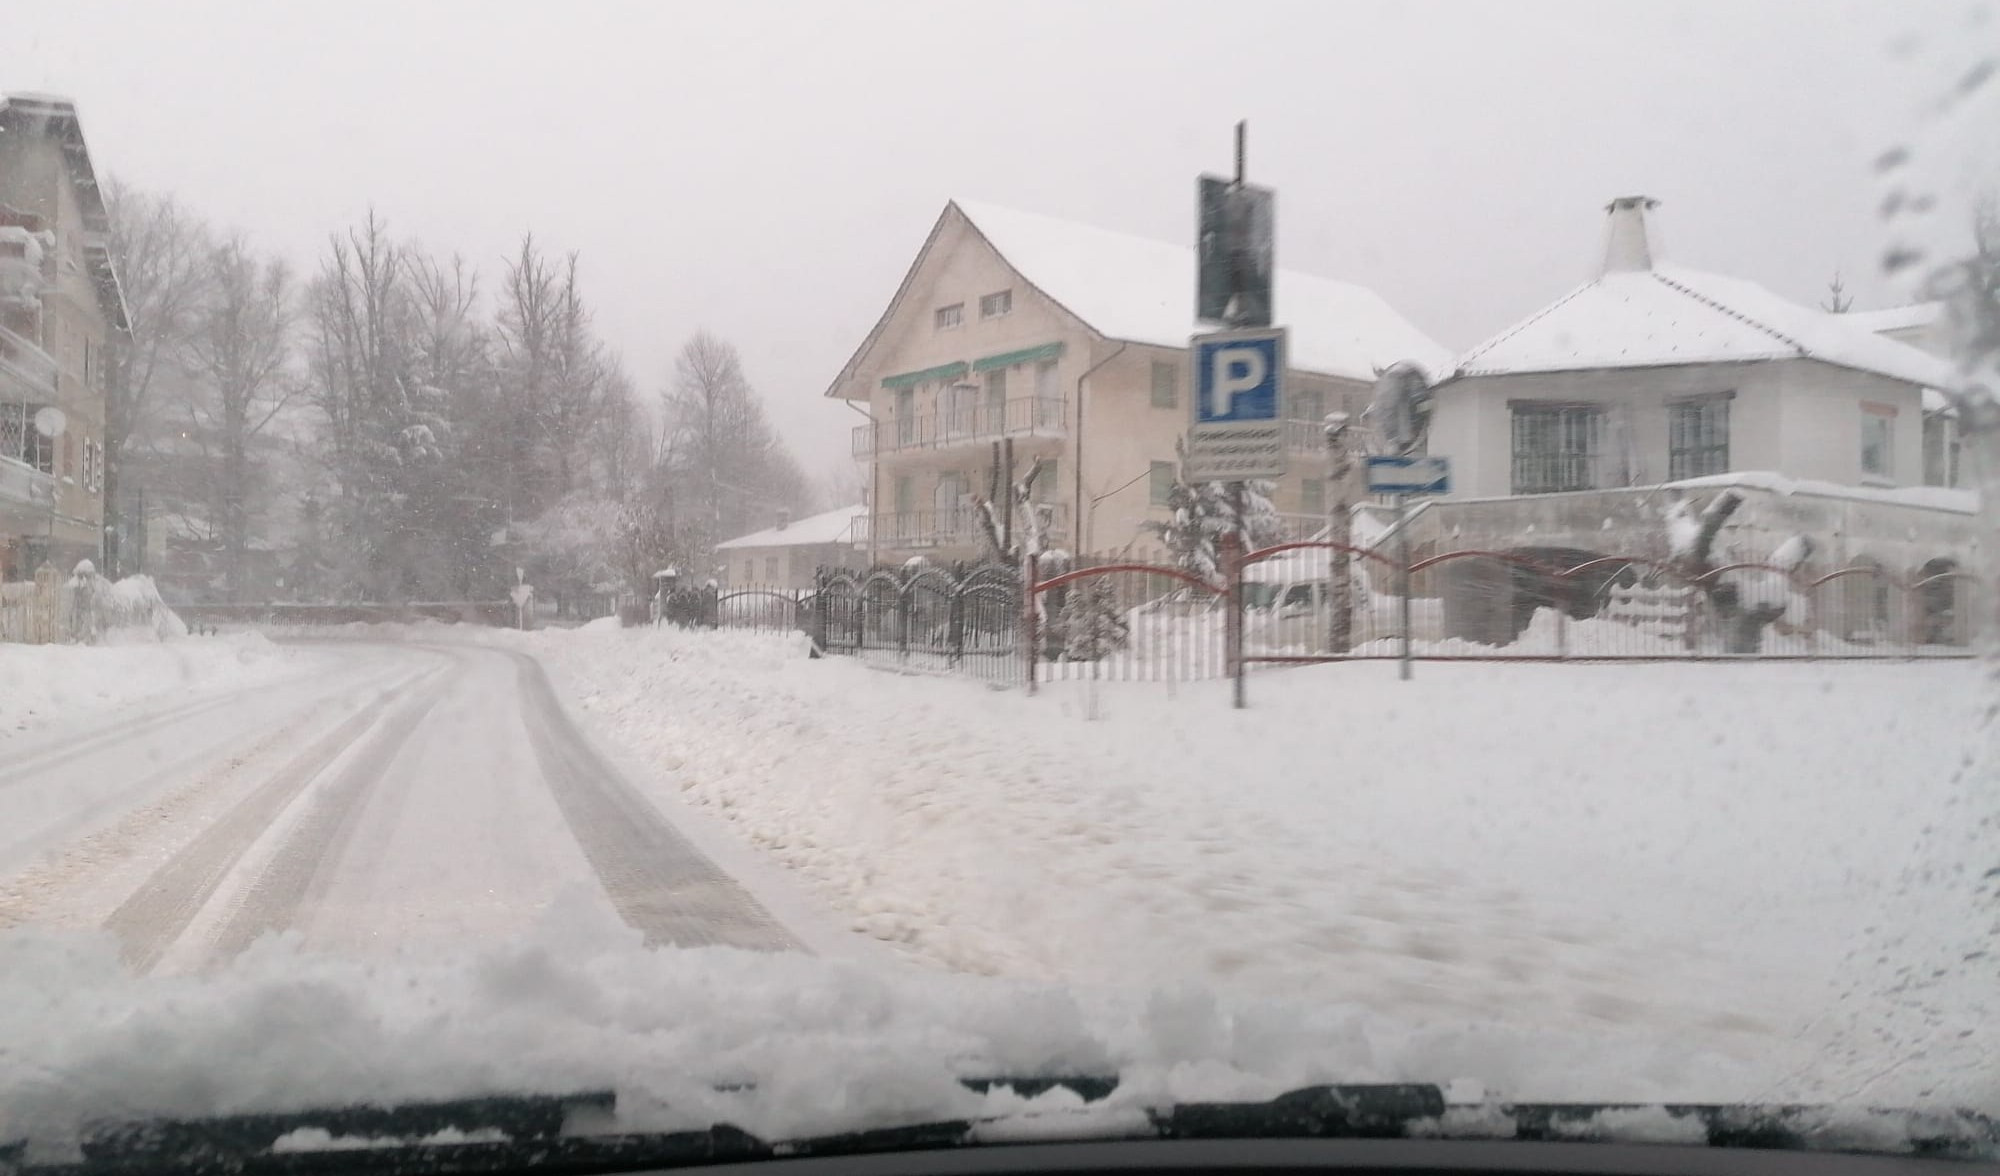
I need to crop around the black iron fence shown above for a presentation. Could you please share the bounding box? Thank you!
[648,547,1981,699]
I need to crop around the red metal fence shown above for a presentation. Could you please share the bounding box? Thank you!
[1017,543,1978,688]
[686,547,1981,695]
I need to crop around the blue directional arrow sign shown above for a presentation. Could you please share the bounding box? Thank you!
[1188,327,1287,481]
[1365,455,1452,496]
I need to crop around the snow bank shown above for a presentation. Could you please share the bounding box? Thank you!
[0,632,310,742]
[500,626,1993,1114]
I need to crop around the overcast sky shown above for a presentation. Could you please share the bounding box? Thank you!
[3,0,1989,482]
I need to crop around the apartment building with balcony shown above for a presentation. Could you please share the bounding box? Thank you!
[824,199,1450,564]
[0,93,128,580]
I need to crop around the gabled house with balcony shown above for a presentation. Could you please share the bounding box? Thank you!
[825,199,1450,564]
[0,93,128,580]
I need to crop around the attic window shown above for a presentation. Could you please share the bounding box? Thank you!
[934,303,964,331]
[979,290,1012,319]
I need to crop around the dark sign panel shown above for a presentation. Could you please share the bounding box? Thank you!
[1197,175,1275,327]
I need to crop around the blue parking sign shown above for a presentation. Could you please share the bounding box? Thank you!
[1194,332,1282,423]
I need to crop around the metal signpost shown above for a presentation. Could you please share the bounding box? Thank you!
[1194,122,1281,709]
[1366,456,1451,681]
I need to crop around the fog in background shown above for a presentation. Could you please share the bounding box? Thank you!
[3,0,1984,480]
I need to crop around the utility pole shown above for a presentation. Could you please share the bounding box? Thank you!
[1324,411,1356,654]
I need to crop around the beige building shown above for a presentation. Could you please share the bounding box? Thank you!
[715,504,866,590]
[824,200,1449,565]
[0,93,127,580]
[1427,197,1956,500]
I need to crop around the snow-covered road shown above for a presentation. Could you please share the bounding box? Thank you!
[0,639,805,971]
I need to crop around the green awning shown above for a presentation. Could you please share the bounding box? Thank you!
[971,342,1064,372]
[881,361,968,389]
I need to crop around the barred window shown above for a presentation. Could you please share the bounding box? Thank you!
[1510,404,1603,494]
[1668,397,1730,479]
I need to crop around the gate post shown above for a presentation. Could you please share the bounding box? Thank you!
[809,574,829,650]
[896,581,912,659]
[948,582,966,666]
[1022,550,1040,695]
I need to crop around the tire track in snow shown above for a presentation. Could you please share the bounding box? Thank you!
[100,661,444,972]
[502,648,801,953]
[0,679,291,791]
[0,667,404,933]
[181,656,459,965]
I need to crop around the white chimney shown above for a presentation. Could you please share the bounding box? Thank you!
[774,508,791,530]
[1602,195,1660,273]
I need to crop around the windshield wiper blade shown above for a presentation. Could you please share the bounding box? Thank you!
[1153,1084,1444,1139]
[75,1091,616,1168]
[1498,1101,2000,1158]
[17,1083,1999,1175]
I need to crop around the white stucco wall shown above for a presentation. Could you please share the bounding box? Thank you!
[1766,361,1925,487]
[1429,359,1927,497]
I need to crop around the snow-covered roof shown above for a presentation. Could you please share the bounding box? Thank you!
[1453,199,1951,389]
[1456,264,1953,387]
[1844,302,1943,334]
[0,93,129,332]
[716,504,865,551]
[951,200,1454,382]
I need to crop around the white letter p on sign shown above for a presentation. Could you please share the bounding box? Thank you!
[1208,347,1267,418]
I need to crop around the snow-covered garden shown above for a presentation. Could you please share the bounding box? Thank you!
[505,623,1995,1109]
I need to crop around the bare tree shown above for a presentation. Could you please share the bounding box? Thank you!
[592,360,651,502]
[494,234,561,519]
[102,181,211,575]
[1822,269,1853,313]
[306,211,448,598]
[179,237,295,599]
[662,330,809,548]
[545,253,605,499]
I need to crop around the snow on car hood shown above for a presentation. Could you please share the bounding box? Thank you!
[1,887,1783,1158]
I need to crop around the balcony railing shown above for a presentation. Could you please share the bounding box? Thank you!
[852,502,1071,550]
[853,397,1067,460]
[1282,418,1334,455]
[1269,512,1329,543]
[0,325,57,399]
[0,454,55,509]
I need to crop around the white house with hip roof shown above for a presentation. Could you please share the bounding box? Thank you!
[1427,196,1957,500]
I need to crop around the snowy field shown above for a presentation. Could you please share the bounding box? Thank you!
[516,625,1995,1107]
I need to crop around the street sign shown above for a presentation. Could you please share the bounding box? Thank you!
[1188,327,1287,482]
[1197,175,1275,327]
[1366,455,1451,496]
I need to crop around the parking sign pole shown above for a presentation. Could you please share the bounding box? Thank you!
[1397,494,1414,681]
[1228,480,1247,710]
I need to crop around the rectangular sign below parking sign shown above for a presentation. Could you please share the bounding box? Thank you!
[1366,455,1452,496]
[1188,326,1287,482]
